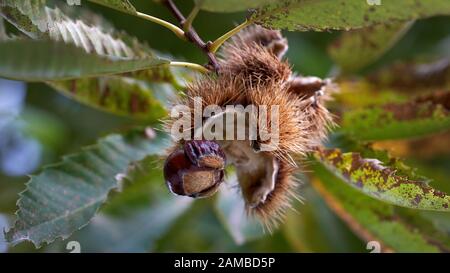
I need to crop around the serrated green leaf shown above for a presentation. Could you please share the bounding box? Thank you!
[314,148,450,211]
[329,22,413,72]
[0,39,168,81]
[251,0,450,32]
[0,2,172,81]
[1,1,140,48]
[102,155,178,216]
[341,90,450,140]
[86,0,136,14]
[4,130,169,248]
[197,0,275,13]
[1,2,179,119]
[68,156,192,252]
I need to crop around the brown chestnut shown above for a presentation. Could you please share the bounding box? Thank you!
[163,141,226,198]
[184,140,226,169]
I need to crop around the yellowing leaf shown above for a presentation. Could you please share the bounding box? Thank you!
[315,148,450,211]
[342,91,450,140]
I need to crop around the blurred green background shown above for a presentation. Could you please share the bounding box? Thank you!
[0,1,449,253]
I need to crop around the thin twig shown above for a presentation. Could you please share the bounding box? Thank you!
[135,12,186,41]
[162,0,220,72]
[183,0,203,32]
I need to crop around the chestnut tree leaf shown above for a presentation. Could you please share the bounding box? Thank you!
[67,156,193,252]
[86,0,137,14]
[0,1,180,119]
[329,22,413,72]
[251,0,450,32]
[0,1,172,81]
[311,168,450,252]
[0,39,168,81]
[0,0,47,37]
[314,148,450,211]
[4,129,169,248]
[196,0,275,13]
[312,135,450,252]
[48,77,172,120]
[341,90,450,140]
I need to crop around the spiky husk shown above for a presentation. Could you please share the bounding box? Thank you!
[220,45,291,87]
[164,25,335,228]
[249,159,299,231]
[221,25,288,60]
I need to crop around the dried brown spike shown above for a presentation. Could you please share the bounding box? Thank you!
[248,80,334,163]
[222,25,289,59]
[220,45,291,88]
[218,26,291,87]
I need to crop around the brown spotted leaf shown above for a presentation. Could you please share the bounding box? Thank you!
[342,90,450,140]
[311,172,450,252]
[311,134,450,252]
[368,59,450,91]
[332,79,408,109]
[49,77,172,120]
[315,148,450,211]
